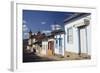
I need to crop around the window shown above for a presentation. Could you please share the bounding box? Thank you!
[56,38,58,49]
[59,38,62,47]
[67,27,73,44]
[56,38,58,44]
[55,36,62,49]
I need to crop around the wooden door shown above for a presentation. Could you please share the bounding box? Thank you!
[48,41,54,56]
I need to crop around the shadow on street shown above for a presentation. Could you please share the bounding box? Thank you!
[23,52,55,63]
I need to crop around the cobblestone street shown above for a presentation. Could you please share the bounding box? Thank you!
[23,52,90,62]
[31,51,91,62]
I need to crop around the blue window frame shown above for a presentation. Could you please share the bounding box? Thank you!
[56,38,58,44]
[55,37,62,49]
[56,38,58,48]
[59,38,62,48]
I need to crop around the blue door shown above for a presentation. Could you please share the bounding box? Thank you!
[59,38,62,54]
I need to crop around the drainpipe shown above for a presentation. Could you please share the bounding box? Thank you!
[85,26,88,55]
[78,28,81,55]
[64,33,65,57]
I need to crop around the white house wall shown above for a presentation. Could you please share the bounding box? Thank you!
[28,39,32,45]
[65,26,79,53]
[86,23,91,55]
[65,15,91,55]
[80,28,87,53]
[41,41,48,55]
[54,34,65,56]
[54,35,59,54]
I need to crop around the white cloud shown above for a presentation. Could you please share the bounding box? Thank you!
[23,32,29,39]
[51,25,55,30]
[22,20,28,31]
[41,21,46,25]
[24,32,28,35]
[51,24,62,30]
[23,24,28,31]
[22,20,29,39]
[23,20,27,24]
[23,24,27,28]
[42,30,51,34]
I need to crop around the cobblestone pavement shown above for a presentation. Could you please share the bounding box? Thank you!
[37,51,91,61]
[23,51,91,62]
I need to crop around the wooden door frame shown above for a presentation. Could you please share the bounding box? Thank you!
[48,41,54,55]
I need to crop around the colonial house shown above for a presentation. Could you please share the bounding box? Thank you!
[64,13,91,55]
[51,30,65,56]
[41,30,65,56]
[26,30,34,53]
[26,13,91,57]
[41,38,48,55]
[47,34,55,56]
[41,34,54,56]
[26,29,65,57]
[26,30,46,53]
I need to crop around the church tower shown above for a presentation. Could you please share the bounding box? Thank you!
[28,30,33,52]
[29,30,32,39]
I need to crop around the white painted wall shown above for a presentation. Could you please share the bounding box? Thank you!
[28,39,32,45]
[65,15,91,55]
[32,38,35,43]
[54,34,65,56]
[65,26,79,53]
[80,28,87,53]
[86,22,91,55]
[41,41,48,55]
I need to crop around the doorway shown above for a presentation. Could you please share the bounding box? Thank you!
[48,41,54,56]
[78,26,88,55]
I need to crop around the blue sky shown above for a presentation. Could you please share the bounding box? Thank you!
[23,10,76,39]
